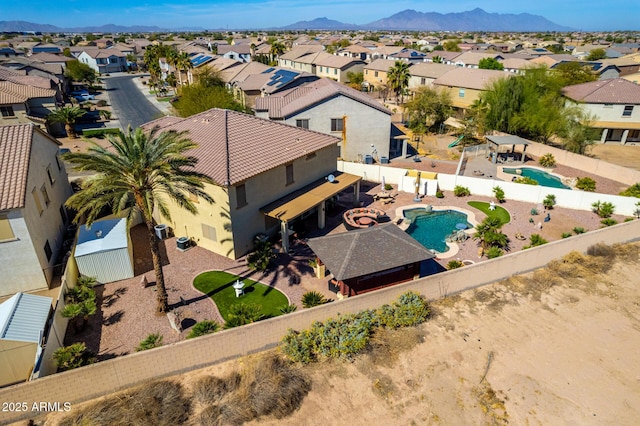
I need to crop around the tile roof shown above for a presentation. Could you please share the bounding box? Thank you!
[142,109,340,186]
[0,66,55,89]
[408,62,453,79]
[364,58,397,72]
[434,67,509,90]
[0,124,35,210]
[561,78,640,104]
[312,52,364,69]
[306,223,435,281]
[0,80,56,105]
[255,78,391,119]
[278,45,324,61]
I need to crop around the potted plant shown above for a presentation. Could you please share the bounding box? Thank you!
[308,258,325,278]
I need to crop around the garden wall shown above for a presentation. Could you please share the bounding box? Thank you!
[2,219,640,424]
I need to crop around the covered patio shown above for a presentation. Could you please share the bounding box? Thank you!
[261,172,362,253]
[486,134,530,164]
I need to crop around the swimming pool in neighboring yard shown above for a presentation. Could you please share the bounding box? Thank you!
[503,167,570,189]
[404,208,472,253]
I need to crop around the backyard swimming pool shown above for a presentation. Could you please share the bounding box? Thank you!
[503,167,570,189]
[404,208,472,253]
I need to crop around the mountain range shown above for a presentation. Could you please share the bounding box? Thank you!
[0,9,571,33]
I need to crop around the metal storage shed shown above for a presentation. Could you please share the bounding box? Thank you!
[0,293,52,387]
[74,218,134,284]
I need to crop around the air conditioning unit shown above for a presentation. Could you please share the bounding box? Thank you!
[154,224,168,240]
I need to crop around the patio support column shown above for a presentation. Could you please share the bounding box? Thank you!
[401,139,408,158]
[353,181,361,206]
[521,145,527,164]
[600,129,609,143]
[621,129,629,145]
[318,200,326,230]
[280,220,289,254]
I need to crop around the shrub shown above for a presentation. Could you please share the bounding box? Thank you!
[187,320,220,339]
[634,201,640,219]
[247,237,274,271]
[384,183,393,191]
[96,99,108,107]
[453,185,470,197]
[492,186,505,203]
[81,127,122,138]
[573,227,586,234]
[620,183,640,198]
[576,177,596,192]
[446,259,464,269]
[53,342,95,371]
[523,234,548,249]
[435,189,444,198]
[280,304,298,314]
[485,246,503,258]
[592,201,615,218]
[224,303,264,328]
[301,291,327,308]
[543,194,556,209]
[538,153,556,168]
[530,207,539,215]
[514,176,538,185]
[561,232,572,238]
[601,218,617,227]
[136,333,163,351]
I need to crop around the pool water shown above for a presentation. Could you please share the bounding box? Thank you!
[503,167,570,189]
[404,208,471,253]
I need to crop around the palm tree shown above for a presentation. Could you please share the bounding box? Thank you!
[175,51,194,87]
[473,216,507,251]
[47,106,86,138]
[63,126,215,314]
[269,42,286,63]
[387,60,410,104]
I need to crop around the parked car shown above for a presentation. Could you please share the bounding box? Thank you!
[74,93,95,101]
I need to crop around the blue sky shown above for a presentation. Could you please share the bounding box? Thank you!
[3,1,638,31]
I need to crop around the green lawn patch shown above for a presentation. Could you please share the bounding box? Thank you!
[467,201,511,225]
[193,271,288,321]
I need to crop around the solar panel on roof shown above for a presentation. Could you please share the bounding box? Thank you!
[265,69,300,88]
[190,55,213,67]
[262,67,275,73]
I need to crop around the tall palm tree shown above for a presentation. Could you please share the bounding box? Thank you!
[63,126,215,314]
[387,61,411,104]
[269,42,286,63]
[175,51,194,86]
[47,106,86,138]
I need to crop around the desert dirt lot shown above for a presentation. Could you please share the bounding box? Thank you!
[42,243,640,426]
[590,144,640,171]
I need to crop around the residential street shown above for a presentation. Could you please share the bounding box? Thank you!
[104,74,164,130]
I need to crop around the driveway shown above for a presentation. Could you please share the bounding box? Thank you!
[104,74,164,130]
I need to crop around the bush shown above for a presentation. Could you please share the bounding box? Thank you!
[187,320,220,339]
[543,194,556,209]
[281,291,430,364]
[247,237,274,271]
[446,259,464,269]
[514,176,539,185]
[53,342,95,372]
[620,182,640,198]
[96,99,108,107]
[384,183,393,191]
[492,186,505,203]
[538,153,556,168]
[81,127,122,138]
[301,291,327,308]
[485,246,503,258]
[280,304,298,314]
[576,177,596,192]
[530,207,539,215]
[601,218,617,227]
[573,227,586,234]
[453,185,470,197]
[523,234,548,249]
[136,333,163,351]
[435,189,444,198]
[224,303,264,328]
[561,232,572,238]
[592,201,615,218]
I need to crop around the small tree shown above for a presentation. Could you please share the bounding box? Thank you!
[247,237,274,271]
[543,194,556,210]
[620,183,640,198]
[136,333,164,351]
[492,186,505,203]
[301,291,327,308]
[538,153,556,168]
[478,57,504,70]
[47,106,86,138]
[592,201,615,218]
[576,177,596,192]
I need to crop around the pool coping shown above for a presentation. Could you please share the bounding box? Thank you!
[395,204,480,259]
[497,165,573,189]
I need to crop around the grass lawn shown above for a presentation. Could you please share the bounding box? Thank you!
[468,201,511,225]
[193,271,289,321]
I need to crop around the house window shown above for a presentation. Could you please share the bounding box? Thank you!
[32,188,43,215]
[46,165,55,185]
[286,164,294,185]
[0,214,15,242]
[201,223,217,241]
[331,118,344,132]
[334,69,337,75]
[459,89,465,98]
[41,185,50,206]
[1,106,15,117]
[55,155,62,171]
[603,104,613,108]
[623,105,633,117]
[421,77,426,85]
[236,183,247,209]
[59,205,67,223]
[44,240,52,262]
[296,119,309,129]
[374,71,378,77]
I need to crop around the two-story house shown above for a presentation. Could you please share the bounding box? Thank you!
[0,80,59,132]
[407,62,453,91]
[0,123,73,296]
[77,49,127,73]
[255,78,392,162]
[142,109,360,258]
[363,58,396,92]
[434,67,509,113]
[561,78,640,145]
